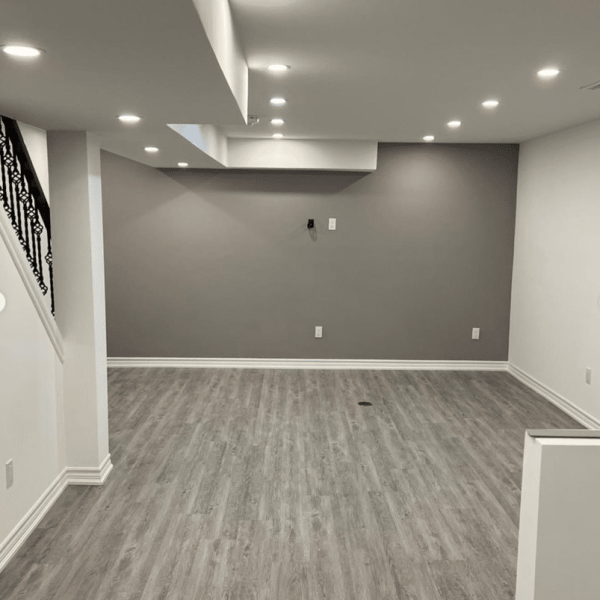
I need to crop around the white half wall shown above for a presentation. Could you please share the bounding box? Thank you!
[516,433,600,600]
[509,118,600,424]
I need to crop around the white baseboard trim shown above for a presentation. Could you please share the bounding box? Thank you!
[0,454,113,573]
[0,468,68,572]
[66,454,113,486]
[508,364,600,430]
[108,357,509,371]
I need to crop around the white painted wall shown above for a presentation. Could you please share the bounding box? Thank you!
[17,121,50,202]
[0,119,65,554]
[509,118,600,424]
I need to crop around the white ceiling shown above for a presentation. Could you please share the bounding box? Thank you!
[1,0,600,168]
[0,0,245,168]
[228,0,600,143]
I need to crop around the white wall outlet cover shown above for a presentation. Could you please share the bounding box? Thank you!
[328,218,337,230]
[0,292,6,312]
[315,326,323,338]
[472,327,480,340]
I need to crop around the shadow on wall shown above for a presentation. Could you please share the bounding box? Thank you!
[158,168,370,195]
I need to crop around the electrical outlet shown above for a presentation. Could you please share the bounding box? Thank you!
[472,328,480,340]
[328,218,337,231]
[6,459,13,489]
[586,368,592,385]
[315,326,323,338]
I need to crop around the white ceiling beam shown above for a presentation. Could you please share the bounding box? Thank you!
[192,0,249,123]
[167,124,228,167]
[226,138,378,171]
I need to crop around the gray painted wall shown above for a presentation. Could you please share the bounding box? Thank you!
[101,143,518,360]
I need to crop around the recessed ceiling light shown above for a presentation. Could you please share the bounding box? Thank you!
[482,99,499,109]
[145,147,159,153]
[273,133,284,139]
[270,97,286,106]
[423,135,435,142]
[118,114,141,124]
[447,120,461,129]
[2,45,42,58]
[268,64,290,73]
[178,162,189,167]
[271,118,284,125]
[537,67,560,80]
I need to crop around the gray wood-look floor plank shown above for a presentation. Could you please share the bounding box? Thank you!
[0,368,581,599]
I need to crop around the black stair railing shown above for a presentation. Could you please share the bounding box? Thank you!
[0,115,54,315]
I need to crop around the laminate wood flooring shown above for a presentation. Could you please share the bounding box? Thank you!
[0,369,581,599]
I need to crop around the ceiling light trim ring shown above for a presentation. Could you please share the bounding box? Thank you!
[2,45,44,58]
[118,114,142,123]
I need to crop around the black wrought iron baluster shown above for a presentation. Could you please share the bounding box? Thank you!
[46,244,55,315]
[7,154,25,246]
[0,123,8,215]
[18,162,33,264]
[0,147,9,217]
[35,220,44,292]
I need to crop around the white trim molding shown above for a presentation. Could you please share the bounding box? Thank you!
[67,454,113,486]
[108,357,509,371]
[0,207,65,363]
[509,364,600,430]
[0,455,113,573]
